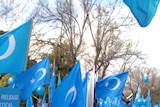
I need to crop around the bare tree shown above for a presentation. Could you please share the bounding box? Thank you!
[32,0,92,68]
[84,0,145,78]
[125,66,160,105]
[0,0,37,31]
[33,0,145,77]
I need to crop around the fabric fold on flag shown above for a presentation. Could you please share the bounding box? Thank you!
[15,56,50,101]
[123,0,160,27]
[95,71,128,99]
[0,19,32,73]
[50,61,84,107]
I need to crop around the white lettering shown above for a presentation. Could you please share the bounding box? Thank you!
[1,94,18,100]
[0,103,13,107]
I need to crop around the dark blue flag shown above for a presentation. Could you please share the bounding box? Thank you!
[0,19,32,73]
[51,61,84,107]
[15,56,50,101]
[95,71,128,99]
[123,0,160,27]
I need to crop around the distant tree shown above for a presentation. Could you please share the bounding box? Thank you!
[124,66,160,105]
[0,30,6,35]
[0,0,35,30]
[26,56,37,69]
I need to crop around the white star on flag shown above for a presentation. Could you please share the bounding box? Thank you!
[105,82,109,87]
[30,78,35,84]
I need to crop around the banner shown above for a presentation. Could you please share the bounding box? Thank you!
[0,87,20,107]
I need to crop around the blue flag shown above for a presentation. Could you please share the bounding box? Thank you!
[42,93,47,107]
[0,19,32,73]
[83,71,90,107]
[57,72,61,86]
[95,71,128,99]
[146,89,152,107]
[26,97,34,107]
[113,96,126,107]
[123,0,160,27]
[147,89,151,101]
[154,102,160,107]
[49,59,56,102]
[51,61,84,107]
[135,87,141,100]
[15,56,50,101]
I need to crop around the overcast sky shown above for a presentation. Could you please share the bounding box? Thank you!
[1,0,160,69]
[129,6,160,69]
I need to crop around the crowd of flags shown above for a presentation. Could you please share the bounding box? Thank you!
[1,1,160,106]
[0,18,130,106]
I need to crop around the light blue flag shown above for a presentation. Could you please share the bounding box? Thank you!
[26,97,34,107]
[15,56,50,101]
[49,59,56,102]
[154,102,160,107]
[123,0,160,27]
[83,71,90,107]
[135,87,141,100]
[95,71,128,99]
[57,72,61,86]
[42,93,47,107]
[154,104,159,107]
[98,98,111,107]
[51,61,84,107]
[0,19,32,74]
[146,89,152,107]
[99,98,104,107]
[147,89,151,101]
[114,96,126,107]
[99,98,108,107]
[103,98,110,107]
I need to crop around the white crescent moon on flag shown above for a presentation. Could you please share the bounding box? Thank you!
[110,77,121,90]
[0,34,16,60]
[36,67,46,81]
[65,86,77,103]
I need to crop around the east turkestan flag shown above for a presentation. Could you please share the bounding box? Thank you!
[0,19,32,74]
[95,71,128,99]
[15,56,50,101]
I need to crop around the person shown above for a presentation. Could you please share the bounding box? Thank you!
[37,98,42,107]
[122,93,130,107]
[46,102,50,107]
[94,99,100,107]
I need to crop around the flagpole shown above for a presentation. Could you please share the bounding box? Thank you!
[87,70,95,107]
[32,95,39,100]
